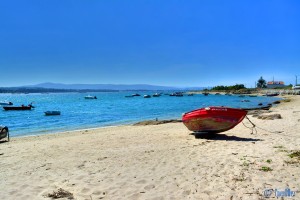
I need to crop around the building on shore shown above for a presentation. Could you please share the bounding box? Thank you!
[267,81,285,88]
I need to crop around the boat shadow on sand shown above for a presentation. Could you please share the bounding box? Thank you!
[190,132,262,142]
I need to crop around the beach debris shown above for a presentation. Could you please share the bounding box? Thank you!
[133,119,182,126]
[232,174,246,182]
[257,114,282,120]
[97,156,108,161]
[46,188,74,199]
[273,145,284,149]
[272,100,281,104]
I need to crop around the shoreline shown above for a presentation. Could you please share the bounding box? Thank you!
[2,91,284,138]
[1,95,299,199]
[8,98,283,139]
[7,104,275,140]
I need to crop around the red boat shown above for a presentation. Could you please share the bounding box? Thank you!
[3,104,34,111]
[182,106,247,133]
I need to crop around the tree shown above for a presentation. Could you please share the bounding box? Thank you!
[211,84,246,91]
[257,76,267,88]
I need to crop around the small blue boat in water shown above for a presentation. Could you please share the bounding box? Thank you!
[44,111,61,116]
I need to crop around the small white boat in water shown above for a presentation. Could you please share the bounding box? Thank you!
[84,95,97,99]
[0,101,13,106]
[44,111,61,116]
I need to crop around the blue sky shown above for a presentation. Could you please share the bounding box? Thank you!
[0,0,299,87]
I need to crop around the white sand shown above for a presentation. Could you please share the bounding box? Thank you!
[0,96,299,200]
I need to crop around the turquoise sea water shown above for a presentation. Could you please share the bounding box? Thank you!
[0,92,279,137]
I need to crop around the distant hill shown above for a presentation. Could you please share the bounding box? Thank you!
[0,87,116,94]
[23,82,205,91]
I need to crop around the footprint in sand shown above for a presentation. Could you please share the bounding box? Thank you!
[144,184,155,190]
[136,180,147,184]
[81,187,90,193]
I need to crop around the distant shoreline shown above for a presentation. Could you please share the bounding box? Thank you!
[0,87,119,94]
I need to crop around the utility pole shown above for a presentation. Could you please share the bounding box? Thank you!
[296,75,298,86]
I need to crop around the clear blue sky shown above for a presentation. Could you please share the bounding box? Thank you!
[0,0,299,87]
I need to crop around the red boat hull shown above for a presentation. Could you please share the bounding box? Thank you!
[182,107,247,133]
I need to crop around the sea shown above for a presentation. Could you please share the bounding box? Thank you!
[0,92,279,137]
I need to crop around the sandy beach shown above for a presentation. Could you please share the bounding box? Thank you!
[1,96,299,200]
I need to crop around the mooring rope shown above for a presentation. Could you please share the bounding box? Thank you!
[243,115,299,138]
[242,116,257,134]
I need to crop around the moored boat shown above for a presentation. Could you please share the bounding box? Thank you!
[44,111,61,116]
[132,93,141,96]
[182,106,247,133]
[144,95,151,98]
[85,95,97,99]
[266,93,279,97]
[0,101,13,106]
[170,92,183,97]
[3,104,34,111]
[0,126,9,142]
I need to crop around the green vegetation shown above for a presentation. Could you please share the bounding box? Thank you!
[273,84,293,89]
[266,159,272,163]
[288,151,300,159]
[211,84,246,91]
[257,76,267,88]
[242,161,250,167]
[240,157,253,167]
[260,166,273,172]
